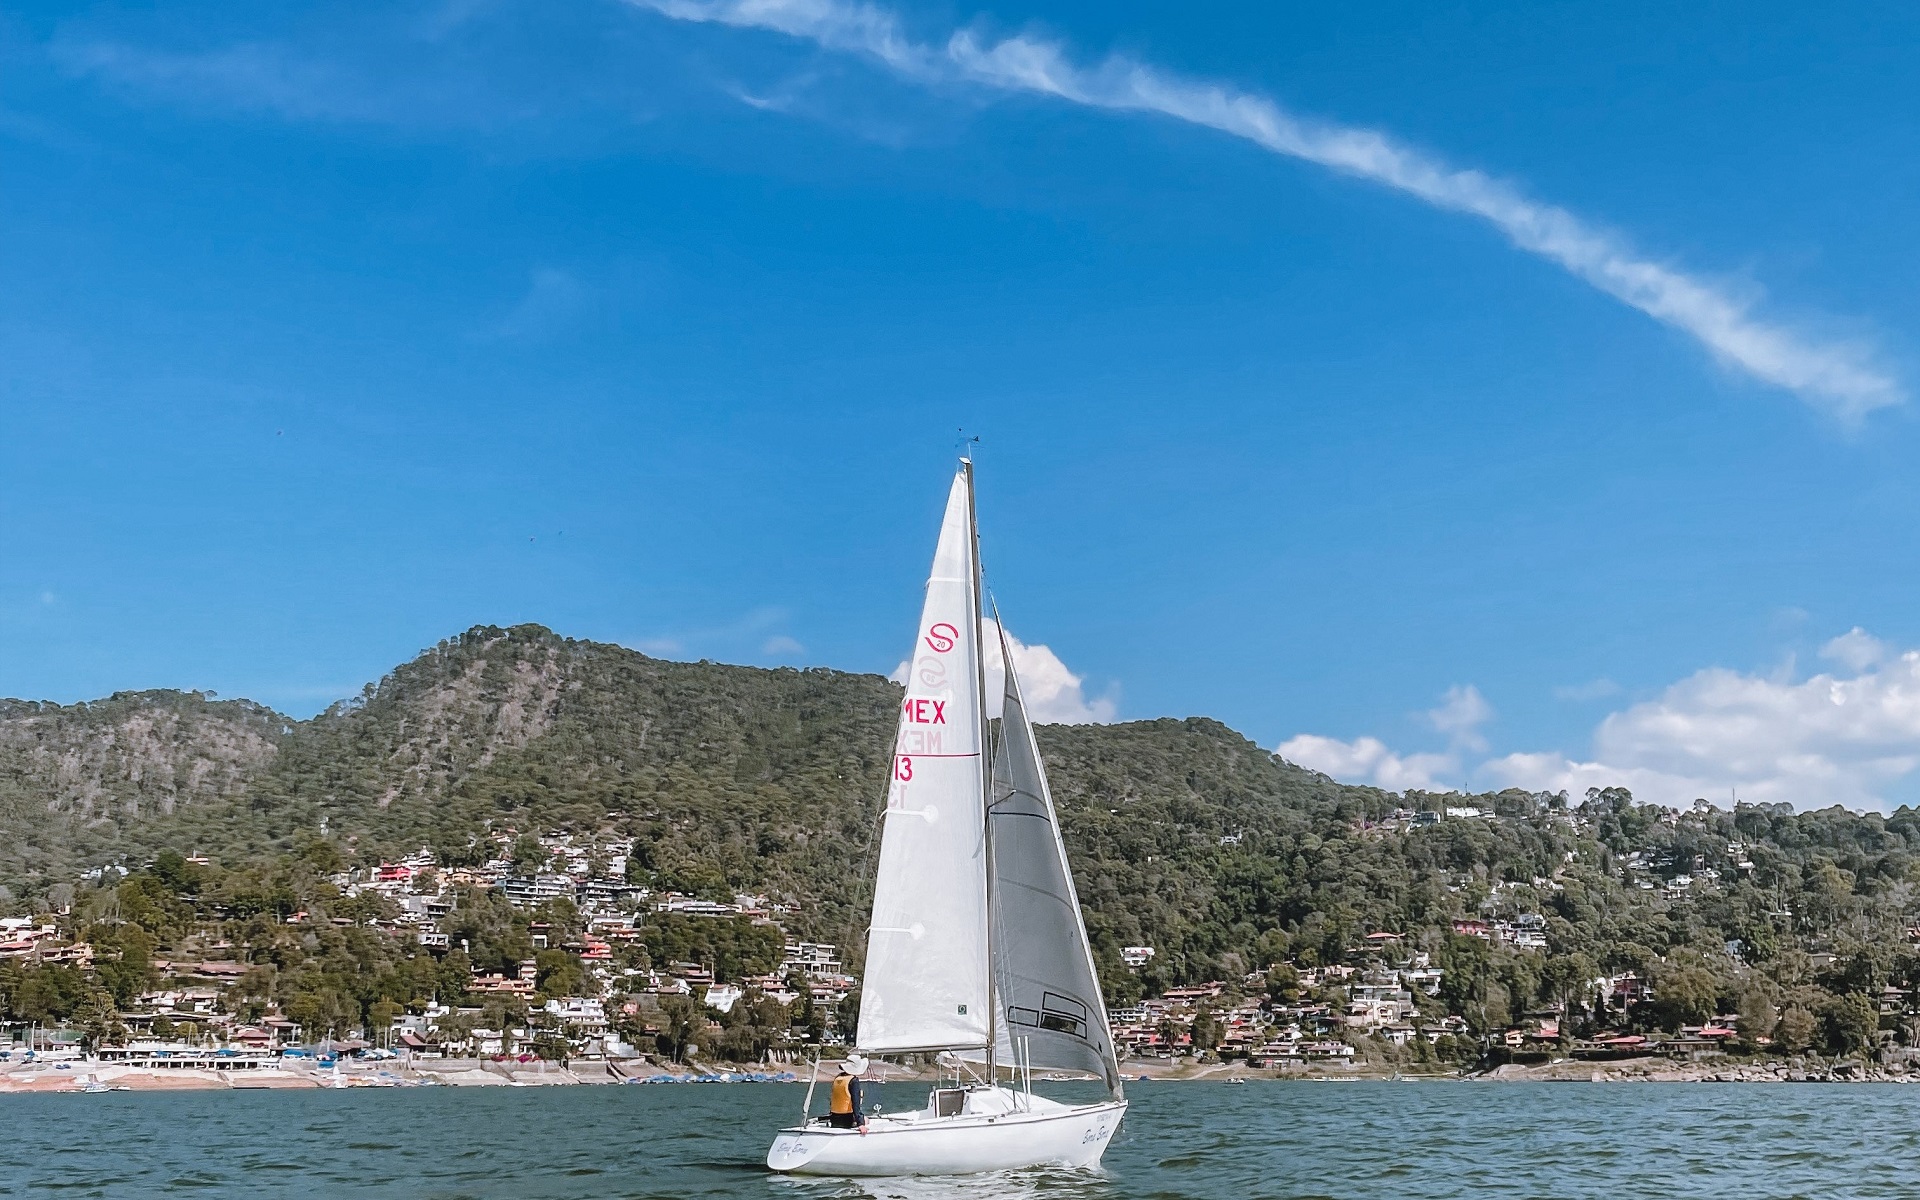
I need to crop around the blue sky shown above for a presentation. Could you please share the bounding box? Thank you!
[3,1,1919,809]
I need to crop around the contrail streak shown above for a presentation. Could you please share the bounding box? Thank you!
[630,0,1901,420]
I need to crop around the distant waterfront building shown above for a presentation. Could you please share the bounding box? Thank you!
[575,878,642,908]
[500,874,573,908]
[704,983,745,1014]
[780,942,843,978]
[655,895,739,916]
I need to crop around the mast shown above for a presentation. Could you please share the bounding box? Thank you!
[964,457,999,1085]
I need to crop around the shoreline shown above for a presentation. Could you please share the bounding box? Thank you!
[1114,1055,1916,1084]
[0,1057,655,1093]
[3,1052,1909,1093]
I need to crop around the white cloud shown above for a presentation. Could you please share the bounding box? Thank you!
[893,619,1117,724]
[982,619,1116,725]
[629,0,1902,420]
[1281,634,1920,812]
[1567,652,1920,808]
[1493,640,1920,810]
[1426,684,1492,751]
[1821,626,1887,672]
[1277,734,1457,793]
[1280,683,1481,790]
[1479,752,1713,807]
[761,634,805,655]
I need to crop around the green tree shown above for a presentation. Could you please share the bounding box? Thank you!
[73,984,124,1050]
[9,964,91,1024]
[717,989,790,1063]
[1775,1006,1818,1054]
[295,837,344,876]
[1540,952,1597,1022]
[1650,964,1721,1031]
[1801,861,1856,935]
[786,972,824,1044]
[509,835,549,875]
[658,860,733,904]
[1191,1004,1222,1053]
[1735,987,1776,1048]
[367,998,403,1043]
[534,950,586,999]
[149,850,202,895]
[90,923,156,1008]
[1824,992,1879,1056]
[833,987,859,1045]
[655,994,705,1062]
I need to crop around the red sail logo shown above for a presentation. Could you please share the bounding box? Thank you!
[924,622,958,653]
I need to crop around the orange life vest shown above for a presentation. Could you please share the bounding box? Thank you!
[829,1074,854,1114]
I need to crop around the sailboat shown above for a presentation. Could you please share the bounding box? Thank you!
[766,461,1127,1177]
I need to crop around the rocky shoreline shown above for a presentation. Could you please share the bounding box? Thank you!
[1112,1054,1917,1084]
[1479,1055,1918,1083]
[5,1053,1913,1094]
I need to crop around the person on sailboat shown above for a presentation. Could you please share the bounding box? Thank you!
[827,1055,868,1131]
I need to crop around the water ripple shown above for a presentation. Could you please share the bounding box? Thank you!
[2,1082,1917,1198]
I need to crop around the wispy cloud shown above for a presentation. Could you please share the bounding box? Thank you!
[630,606,802,662]
[1820,626,1887,672]
[1553,677,1622,702]
[58,40,395,124]
[484,267,593,341]
[1426,684,1492,752]
[629,0,1902,420]
[51,8,643,139]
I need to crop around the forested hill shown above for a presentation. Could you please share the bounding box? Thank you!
[8,623,1920,1005]
[0,624,1416,956]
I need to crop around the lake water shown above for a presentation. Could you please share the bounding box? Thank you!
[4,1080,1919,1198]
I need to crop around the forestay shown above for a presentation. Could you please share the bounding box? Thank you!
[987,623,1124,1097]
[856,467,993,1054]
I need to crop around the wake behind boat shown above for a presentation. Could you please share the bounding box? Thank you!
[765,461,1126,1177]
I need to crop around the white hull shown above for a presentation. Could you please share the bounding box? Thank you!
[767,1091,1125,1177]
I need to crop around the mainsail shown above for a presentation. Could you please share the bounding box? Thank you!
[855,466,993,1053]
[987,621,1124,1097]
